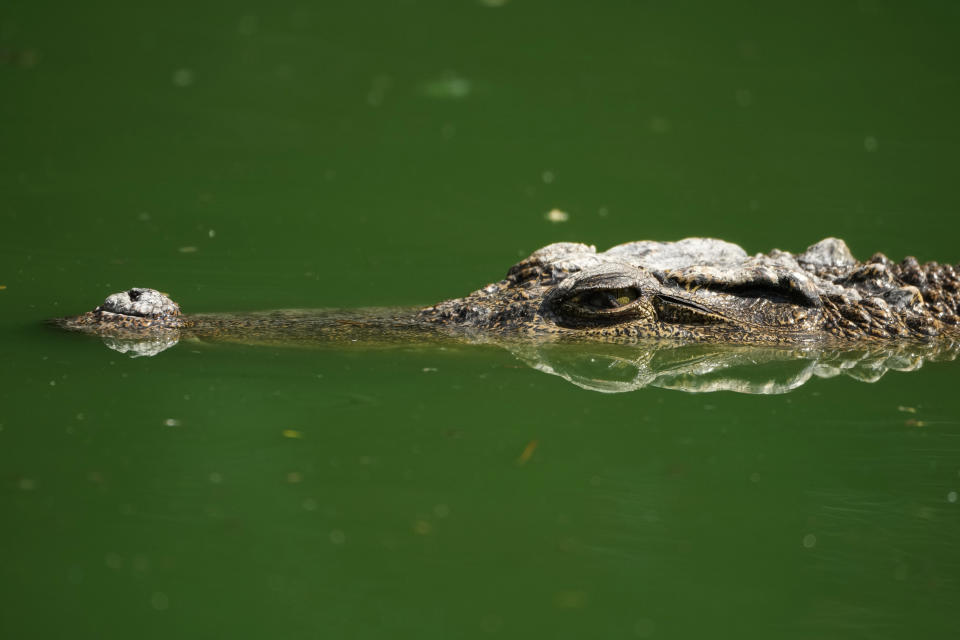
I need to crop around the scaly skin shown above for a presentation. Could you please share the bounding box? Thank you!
[418,238,960,343]
[53,237,960,345]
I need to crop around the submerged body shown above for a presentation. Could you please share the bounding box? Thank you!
[54,237,960,346]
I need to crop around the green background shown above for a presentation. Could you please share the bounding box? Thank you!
[2,1,959,638]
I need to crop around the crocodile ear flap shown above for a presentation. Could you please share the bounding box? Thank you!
[653,295,727,325]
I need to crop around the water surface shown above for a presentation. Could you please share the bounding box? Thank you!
[3,1,960,638]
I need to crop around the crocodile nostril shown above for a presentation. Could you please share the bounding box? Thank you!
[128,289,142,301]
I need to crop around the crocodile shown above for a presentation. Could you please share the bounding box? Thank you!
[53,237,960,347]
[49,237,960,392]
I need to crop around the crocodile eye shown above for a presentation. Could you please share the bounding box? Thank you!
[546,267,656,327]
[571,287,641,311]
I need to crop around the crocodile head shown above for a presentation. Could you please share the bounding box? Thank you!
[55,288,183,334]
[417,237,948,342]
[51,287,184,356]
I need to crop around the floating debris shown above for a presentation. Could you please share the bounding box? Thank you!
[178,246,198,253]
[421,72,471,99]
[516,439,539,465]
[545,208,569,223]
[554,590,587,608]
[634,619,656,638]
[163,418,182,427]
[237,14,259,36]
[282,429,303,439]
[367,75,393,106]
[150,592,169,611]
[480,615,503,633]
[649,116,671,134]
[0,48,40,68]
[413,520,433,535]
[897,405,917,414]
[905,418,927,428]
[172,68,195,88]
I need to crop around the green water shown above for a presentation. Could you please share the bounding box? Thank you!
[3,1,960,637]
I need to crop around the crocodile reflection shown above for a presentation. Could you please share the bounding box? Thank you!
[504,340,958,394]
[68,323,957,395]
